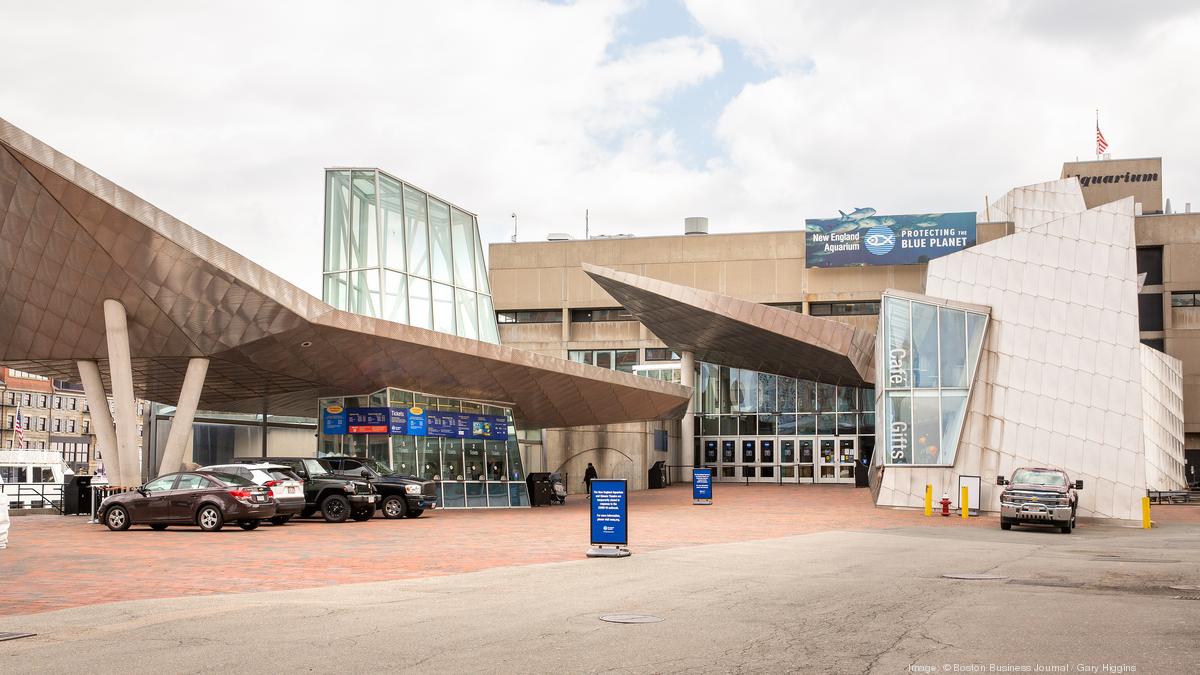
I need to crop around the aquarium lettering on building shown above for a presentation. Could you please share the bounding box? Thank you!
[805,209,977,268]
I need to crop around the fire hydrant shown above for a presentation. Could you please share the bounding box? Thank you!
[940,493,952,517]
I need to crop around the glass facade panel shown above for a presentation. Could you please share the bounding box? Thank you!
[796,414,815,435]
[379,174,405,272]
[348,269,381,317]
[324,273,348,309]
[349,171,378,269]
[938,307,968,388]
[778,376,797,413]
[455,289,479,340]
[408,277,432,329]
[478,294,499,344]
[474,234,490,294]
[884,297,911,388]
[758,373,777,413]
[911,392,942,465]
[817,413,837,435]
[451,207,477,290]
[324,171,350,272]
[758,414,777,435]
[700,363,718,413]
[403,184,430,278]
[836,386,857,412]
[428,197,453,283]
[432,282,456,334]
[735,369,758,413]
[911,301,939,388]
[718,366,732,414]
[797,379,815,412]
[816,383,836,412]
[884,392,912,464]
[383,270,408,324]
[939,392,968,465]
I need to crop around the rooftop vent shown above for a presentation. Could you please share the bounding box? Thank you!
[684,217,709,235]
[547,233,573,242]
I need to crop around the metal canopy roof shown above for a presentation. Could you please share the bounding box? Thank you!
[0,118,690,426]
[583,264,876,386]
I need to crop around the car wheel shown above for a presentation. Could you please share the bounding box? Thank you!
[149,524,169,531]
[1000,520,1012,531]
[269,515,292,526]
[1060,520,1073,534]
[197,505,224,532]
[105,505,131,531]
[382,495,407,519]
[238,520,260,531]
[405,508,424,519]
[321,494,350,523]
[351,508,373,522]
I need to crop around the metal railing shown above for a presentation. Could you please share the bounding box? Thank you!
[1,482,64,513]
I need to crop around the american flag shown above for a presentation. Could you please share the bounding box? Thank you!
[1096,121,1108,156]
[13,400,25,449]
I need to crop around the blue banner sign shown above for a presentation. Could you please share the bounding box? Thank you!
[590,479,628,546]
[324,406,504,440]
[321,405,347,435]
[805,209,976,269]
[692,468,713,505]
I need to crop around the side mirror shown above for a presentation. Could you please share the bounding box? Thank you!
[361,469,371,478]
[1075,480,1084,490]
[137,486,148,496]
[996,476,1007,486]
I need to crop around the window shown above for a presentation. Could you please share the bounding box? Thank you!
[1138,293,1164,332]
[568,349,639,373]
[768,303,804,313]
[570,308,635,322]
[1171,291,1200,307]
[52,418,61,432]
[175,474,206,491]
[4,392,14,405]
[38,395,47,408]
[68,420,76,433]
[23,393,31,406]
[82,420,90,434]
[69,397,78,411]
[496,310,561,324]
[1136,246,1163,286]
[53,396,61,409]
[143,475,176,492]
[643,348,680,361]
[810,301,880,316]
[38,417,46,431]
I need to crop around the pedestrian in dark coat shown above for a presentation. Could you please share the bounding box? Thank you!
[584,462,598,495]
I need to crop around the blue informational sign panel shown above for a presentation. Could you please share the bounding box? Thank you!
[324,405,505,440]
[590,479,628,546]
[692,468,713,505]
[805,210,976,269]
[321,406,347,435]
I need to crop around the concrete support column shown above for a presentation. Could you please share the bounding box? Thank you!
[103,299,141,487]
[680,350,696,474]
[157,358,208,476]
[77,360,120,483]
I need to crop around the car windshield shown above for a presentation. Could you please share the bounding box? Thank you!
[303,459,332,476]
[361,458,396,476]
[1011,469,1067,487]
[206,471,255,487]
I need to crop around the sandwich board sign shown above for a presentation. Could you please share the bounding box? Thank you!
[692,468,713,505]
[587,478,630,558]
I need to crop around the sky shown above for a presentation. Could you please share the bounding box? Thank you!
[3,0,1199,297]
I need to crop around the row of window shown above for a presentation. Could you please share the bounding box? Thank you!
[4,440,47,449]
[497,301,880,325]
[694,412,875,436]
[697,363,874,415]
[1170,291,1200,307]
[568,349,639,373]
[4,416,134,436]
[3,392,83,410]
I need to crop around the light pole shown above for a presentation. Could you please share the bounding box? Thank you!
[511,213,517,243]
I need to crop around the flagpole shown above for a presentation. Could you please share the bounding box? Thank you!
[1095,109,1099,160]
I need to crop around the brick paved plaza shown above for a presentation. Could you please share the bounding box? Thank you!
[5,484,1199,619]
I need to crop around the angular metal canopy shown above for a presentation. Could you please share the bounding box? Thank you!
[583,264,876,386]
[0,118,690,427]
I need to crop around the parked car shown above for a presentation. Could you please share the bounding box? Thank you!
[322,455,437,519]
[99,471,276,532]
[997,467,1083,533]
[231,457,376,523]
[200,463,306,525]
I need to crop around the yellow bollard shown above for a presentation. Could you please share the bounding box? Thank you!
[924,484,933,516]
[1142,496,1152,529]
[961,486,969,519]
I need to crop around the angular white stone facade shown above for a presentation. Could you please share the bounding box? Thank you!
[874,179,1182,521]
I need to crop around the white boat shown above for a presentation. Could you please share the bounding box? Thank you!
[0,449,71,510]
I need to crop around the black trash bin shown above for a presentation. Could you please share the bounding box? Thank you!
[648,461,666,489]
[854,459,870,488]
[526,472,553,506]
[64,474,93,515]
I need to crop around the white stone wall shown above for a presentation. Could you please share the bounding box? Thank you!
[1139,344,1187,491]
[879,195,1157,520]
[986,178,1087,232]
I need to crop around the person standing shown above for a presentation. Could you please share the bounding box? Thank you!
[583,462,598,496]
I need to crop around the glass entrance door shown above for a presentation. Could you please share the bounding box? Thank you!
[798,439,815,483]
[837,438,857,483]
[756,439,776,482]
[816,438,838,483]
[719,440,737,481]
[780,439,796,483]
[740,440,756,480]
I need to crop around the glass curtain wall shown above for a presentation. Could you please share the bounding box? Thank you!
[317,387,528,508]
[878,294,987,466]
[693,361,875,483]
[323,169,500,344]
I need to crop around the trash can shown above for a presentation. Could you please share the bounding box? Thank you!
[64,475,93,515]
[648,461,666,489]
[854,459,869,488]
[526,473,552,507]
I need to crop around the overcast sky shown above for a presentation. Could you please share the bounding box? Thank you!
[4,0,1198,297]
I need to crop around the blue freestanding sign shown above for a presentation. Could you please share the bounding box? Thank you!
[692,468,713,505]
[588,479,629,556]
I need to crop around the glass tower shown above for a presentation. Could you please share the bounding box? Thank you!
[322,169,500,344]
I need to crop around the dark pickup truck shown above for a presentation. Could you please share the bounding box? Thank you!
[322,455,437,519]
[233,457,377,523]
[997,467,1083,533]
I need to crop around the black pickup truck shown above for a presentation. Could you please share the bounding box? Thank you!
[233,457,377,523]
[322,455,437,519]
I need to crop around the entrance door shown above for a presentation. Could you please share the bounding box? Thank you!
[779,439,797,483]
[797,439,815,483]
[837,438,857,484]
[740,440,757,480]
[816,438,838,483]
[719,440,737,481]
[757,439,776,482]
